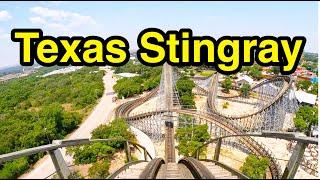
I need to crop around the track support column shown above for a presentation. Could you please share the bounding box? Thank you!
[214,138,222,161]
[143,148,148,161]
[48,141,70,179]
[282,142,307,179]
[124,141,132,163]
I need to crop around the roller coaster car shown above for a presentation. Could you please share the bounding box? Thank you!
[165,121,174,128]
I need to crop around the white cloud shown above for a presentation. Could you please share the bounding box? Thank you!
[29,6,96,33]
[0,10,12,21]
[0,33,9,39]
[29,17,47,24]
[49,1,64,5]
[39,1,64,5]
[47,23,70,32]
[0,28,9,40]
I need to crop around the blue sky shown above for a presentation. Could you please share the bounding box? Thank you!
[0,1,318,68]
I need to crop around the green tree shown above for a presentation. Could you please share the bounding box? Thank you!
[112,65,161,98]
[176,76,196,108]
[175,124,210,156]
[67,118,136,178]
[296,80,312,91]
[221,77,232,93]
[176,76,195,96]
[68,171,85,179]
[240,66,251,73]
[113,77,143,98]
[271,66,280,75]
[240,154,270,179]
[143,76,160,91]
[0,67,104,178]
[70,142,115,165]
[91,118,136,148]
[249,65,262,80]
[88,160,110,179]
[240,83,251,97]
[189,70,195,77]
[294,106,318,135]
[307,83,318,95]
[0,157,29,179]
[180,95,195,108]
[178,115,193,127]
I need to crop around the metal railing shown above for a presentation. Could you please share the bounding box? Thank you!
[107,160,147,179]
[0,138,153,179]
[192,131,318,179]
[178,157,215,179]
[139,158,165,179]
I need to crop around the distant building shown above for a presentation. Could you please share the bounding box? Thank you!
[311,126,318,137]
[293,66,317,81]
[295,90,317,106]
[116,73,139,78]
[293,66,304,76]
[42,67,82,77]
[310,76,318,84]
[0,69,36,82]
[235,75,254,87]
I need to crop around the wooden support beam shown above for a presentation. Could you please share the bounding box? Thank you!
[48,148,70,179]
[214,138,222,161]
[281,142,307,179]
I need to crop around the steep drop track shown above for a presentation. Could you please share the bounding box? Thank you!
[114,73,290,178]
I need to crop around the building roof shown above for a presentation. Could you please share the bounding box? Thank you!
[236,75,254,84]
[310,76,318,83]
[295,90,317,105]
[116,73,139,78]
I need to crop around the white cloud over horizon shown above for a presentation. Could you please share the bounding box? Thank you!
[0,10,12,21]
[29,16,47,24]
[29,6,96,33]
[0,28,9,40]
[0,2,317,68]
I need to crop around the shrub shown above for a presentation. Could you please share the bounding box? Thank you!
[294,105,318,135]
[88,160,110,179]
[221,77,232,93]
[240,154,269,179]
[176,76,196,108]
[0,158,29,179]
[222,102,229,109]
[240,83,251,97]
[176,124,210,156]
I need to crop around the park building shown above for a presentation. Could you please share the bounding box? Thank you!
[235,75,254,88]
[295,90,317,106]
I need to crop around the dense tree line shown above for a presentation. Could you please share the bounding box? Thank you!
[176,76,196,108]
[67,118,136,178]
[296,80,318,95]
[302,52,318,63]
[294,105,318,135]
[113,61,162,98]
[0,67,104,178]
[241,64,262,80]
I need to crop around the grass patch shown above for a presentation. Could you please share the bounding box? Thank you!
[199,70,215,77]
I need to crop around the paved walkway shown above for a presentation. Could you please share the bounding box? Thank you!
[20,67,117,179]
